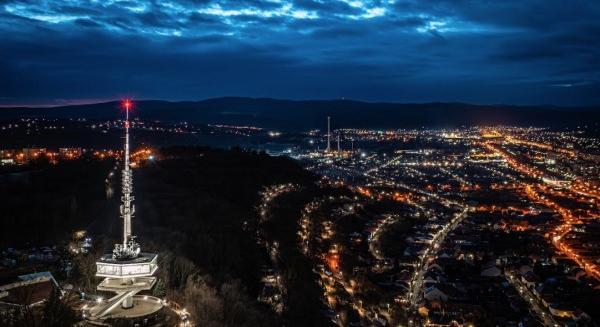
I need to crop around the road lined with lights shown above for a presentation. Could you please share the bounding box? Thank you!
[524,185,600,280]
[505,271,557,327]
[405,207,469,309]
[257,183,299,313]
[483,140,600,281]
[351,153,473,324]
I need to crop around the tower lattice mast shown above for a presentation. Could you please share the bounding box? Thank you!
[121,100,134,247]
[113,99,139,259]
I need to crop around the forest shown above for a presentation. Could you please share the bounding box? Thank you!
[1,147,334,326]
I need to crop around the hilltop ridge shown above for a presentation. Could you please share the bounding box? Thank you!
[2,97,599,130]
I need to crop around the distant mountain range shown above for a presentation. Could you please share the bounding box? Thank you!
[1,97,599,130]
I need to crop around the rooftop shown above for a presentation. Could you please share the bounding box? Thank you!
[97,252,157,265]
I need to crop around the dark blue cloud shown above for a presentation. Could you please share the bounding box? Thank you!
[1,0,599,106]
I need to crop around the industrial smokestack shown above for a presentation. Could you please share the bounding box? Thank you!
[326,116,331,152]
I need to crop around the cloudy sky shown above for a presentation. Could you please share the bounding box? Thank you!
[1,0,599,106]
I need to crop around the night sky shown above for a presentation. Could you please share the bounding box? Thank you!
[1,0,599,106]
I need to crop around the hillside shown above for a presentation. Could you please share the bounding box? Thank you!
[2,97,599,130]
[0,147,321,326]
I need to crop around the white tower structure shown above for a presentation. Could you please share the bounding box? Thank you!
[121,100,134,249]
[326,116,331,152]
[337,133,341,152]
[90,100,160,320]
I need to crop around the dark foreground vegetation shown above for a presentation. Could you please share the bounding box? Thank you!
[0,159,116,247]
[1,147,337,326]
[132,147,316,326]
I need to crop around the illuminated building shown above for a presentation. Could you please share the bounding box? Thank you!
[22,148,46,161]
[59,147,82,159]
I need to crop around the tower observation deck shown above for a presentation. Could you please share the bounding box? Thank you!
[89,100,162,321]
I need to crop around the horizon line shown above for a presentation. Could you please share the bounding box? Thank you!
[1,96,599,109]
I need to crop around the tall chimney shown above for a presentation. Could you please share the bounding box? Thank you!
[326,116,331,152]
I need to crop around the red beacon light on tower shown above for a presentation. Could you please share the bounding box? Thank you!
[122,99,133,110]
[122,99,133,127]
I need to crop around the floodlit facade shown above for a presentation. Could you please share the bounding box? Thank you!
[96,253,158,278]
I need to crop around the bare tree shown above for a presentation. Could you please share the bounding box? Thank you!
[71,254,97,293]
[183,274,224,327]
[41,289,79,327]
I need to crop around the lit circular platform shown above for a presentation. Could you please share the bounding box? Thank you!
[106,295,163,319]
[89,295,164,320]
